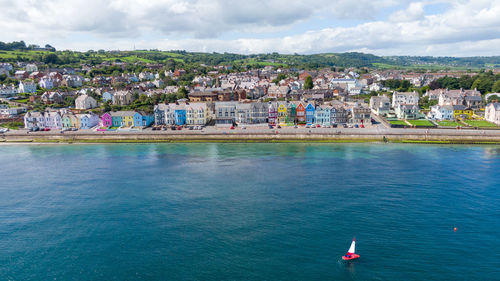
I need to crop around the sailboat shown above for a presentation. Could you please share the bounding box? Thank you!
[342,238,360,261]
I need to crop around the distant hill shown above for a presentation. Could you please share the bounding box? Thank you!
[1,41,499,70]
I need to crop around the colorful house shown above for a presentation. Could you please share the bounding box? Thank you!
[133,112,143,127]
[296,103,306,123]
[62,112,79,128]
[287,102,297,124]
[268,102,277,125]
[315,105,331,126]
[141,112,155,127]
[77,113,99,129]
[101,112,112,127]
[110,111,136,127]
[452,105,473,120]
[277,102,287,125]
[175,109,186,125]
[305,103,315,125]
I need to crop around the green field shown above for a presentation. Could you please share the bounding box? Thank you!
[463,120,498,127]
[389,120,408,125]
[408,120,436,127]
[437,121,462,127]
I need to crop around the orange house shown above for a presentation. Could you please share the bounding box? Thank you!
[296,103,306,123]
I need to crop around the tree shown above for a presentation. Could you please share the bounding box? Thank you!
[176,87,188,100]
[492,80,500,93]
[304,76,313,89]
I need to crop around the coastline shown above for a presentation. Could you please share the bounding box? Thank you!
[3,128,500,144]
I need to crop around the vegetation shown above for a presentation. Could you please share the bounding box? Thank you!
[304,76,313,89]
[463,120,498,128]
[0,121,24,129]
[437,121,462,127]
[2,41,500,70]
[429,71,500,94]
[389,120,408,125]
[407,120,436,127]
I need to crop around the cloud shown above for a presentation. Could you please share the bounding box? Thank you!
[0,0,499,56]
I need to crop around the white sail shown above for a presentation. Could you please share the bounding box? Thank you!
[347,238,355,254]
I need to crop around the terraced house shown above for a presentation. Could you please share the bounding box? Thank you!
[186,103,209,125]
[277,102,287,125]
[315,105,331,126]
[305,103,315,125]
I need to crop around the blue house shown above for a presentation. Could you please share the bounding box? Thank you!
[175,109,186,125]
[102,92,113,102]
[133,112,143,127]
[140,112,155,127]
[315,105,331,126]
[305,103,315,125]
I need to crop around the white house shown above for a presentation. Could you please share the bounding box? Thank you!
[392,91,419,108]
[24,109,65,129]
[428,105,454,120]
[485,103,500,125]
[369,95,391,116]
[25,64,38,73]
[0,85,18,97]
[18,81,37,93]
[75,94,98,109]
[102,91,113,102]
[76,113,99,129]
[39,77,55,89]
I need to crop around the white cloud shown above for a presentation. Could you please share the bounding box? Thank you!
[0,0,499,56]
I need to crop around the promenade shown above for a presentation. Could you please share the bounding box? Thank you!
[2,126,500,143]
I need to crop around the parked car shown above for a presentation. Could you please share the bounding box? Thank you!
[269,125,274,129]
[230,126,235,130]
[354,124,359,128]
[343,124,348,128]
[171,126,176,130]
[177,126,182,130]
[305,124,310,128]
[294,125,298,128]
[72,128,78,131]
[242,126,246,130]
[316,124,321,128]
[277,125,281,129]
[332,124,338,128]
[360,124,365,128]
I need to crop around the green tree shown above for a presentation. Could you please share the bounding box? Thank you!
[304,76,313,89]
[492,80,500,93]
[176,87,188,100]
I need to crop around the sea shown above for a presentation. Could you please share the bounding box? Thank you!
[0,143,499,281]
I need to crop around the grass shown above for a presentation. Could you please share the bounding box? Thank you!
[463,120,498,128]
[0,121,24,130]
[437,121,462,127]
[407,120,436,127]
[389,120,408,125]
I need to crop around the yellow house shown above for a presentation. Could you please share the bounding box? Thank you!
[277,103,287,125]
[123,115,134,127]
[453,105,473,120]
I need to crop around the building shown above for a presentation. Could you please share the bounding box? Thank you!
[395,104,420,120]
[315,105,331,126]
[485,103,500,125]
[392,91,419,108]
[112,91,134,105]
[268,102,277,125]
[452,105,473,120]
[305,103,315,125]
[186,103,209,125]
[277,102,287,125]
[76,113,99,129]
[102,91,114,102]
[369,95,391,116]
[39,78,55,89]
[331,105,348,124]
[25,64,38,73]
[215,102,237,126]
[296,103,306,123]
[18,81,37,93]
[41,92,63,104]
[0,85,18,98]
[24,109,64,129]
[351,106,372,124]
[100,112,112,127]
[428,105,454,120]
[249,102,269,124]
[75,94,98,110]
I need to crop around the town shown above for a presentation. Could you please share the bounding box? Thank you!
[1,46,500,134]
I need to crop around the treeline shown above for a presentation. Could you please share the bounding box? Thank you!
[429,71,500,94]
[0,41,55,51]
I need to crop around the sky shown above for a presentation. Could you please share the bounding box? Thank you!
[1,0,500,56]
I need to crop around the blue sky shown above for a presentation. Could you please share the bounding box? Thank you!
[0,0,499,56]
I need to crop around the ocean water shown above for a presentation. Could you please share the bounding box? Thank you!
[0,143,499,281]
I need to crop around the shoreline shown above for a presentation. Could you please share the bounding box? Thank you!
[3,129,500,144]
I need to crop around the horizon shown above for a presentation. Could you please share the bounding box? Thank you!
[1,0,500,57]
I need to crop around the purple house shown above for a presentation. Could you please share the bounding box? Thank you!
[101,112,112,127]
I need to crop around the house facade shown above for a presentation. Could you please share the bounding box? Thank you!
[75,94,98,110]
[485,103,500,125]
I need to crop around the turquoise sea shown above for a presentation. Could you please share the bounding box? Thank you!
[0,143,499,281]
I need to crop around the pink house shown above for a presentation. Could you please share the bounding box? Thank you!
[101,112,112,127]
